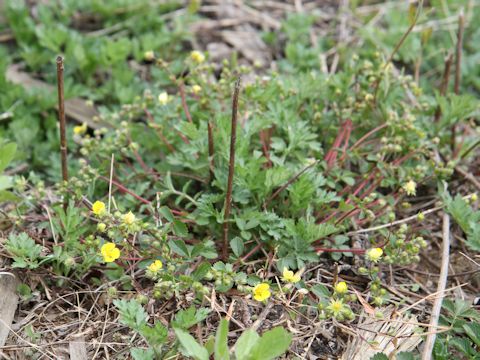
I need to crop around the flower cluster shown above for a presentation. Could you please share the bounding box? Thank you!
[318,281,355,321]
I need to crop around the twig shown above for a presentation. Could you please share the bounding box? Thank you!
[208,121,215,182]
[347,193,473,235]
[56,56,68,209]
[451,8,464,152]
[422,213,450,360]
[433,52,453,122]
[222,77,241,261]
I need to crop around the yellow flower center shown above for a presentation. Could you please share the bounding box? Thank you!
[253,283,271,302]
[92,201,106,216]
[190,50,205,64]
[328,300,343,315]
[282,268,301,283]
[73,123,87,135]
[148,260,163,273]
[101,242,120,263]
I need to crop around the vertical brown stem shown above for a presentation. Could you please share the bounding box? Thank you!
[434,52,453,122]
[56,56,68,209]
[179,80,193,123]
[207,121,215,182]
[454,9,464,95]
[222,77,241,261]
[452,9,464,153]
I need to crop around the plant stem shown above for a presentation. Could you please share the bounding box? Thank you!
[451,9,464,153]
[454,9,464,95]
[222,77,241,261]
[373,0,424,104]
[433,52,453,122]
[56,56,68,209]
[207,121,215,182]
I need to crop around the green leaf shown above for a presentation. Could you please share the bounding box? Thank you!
[234,329,260,360]
[192,262,211,281]
[169,239,190,257]
[131,348,155,360]
[311,284,331,300]
[463,322,480,347]
[214,319,230,360]
[174,328,209,360]
[159,206,174,222]
[397,352,415,360]
[230,237,244,257]
[113,299,148,331]
[0,190,20,202]
[249,327,292,360]
[370,354,388,360]
[0,175,13,191]
[173,220,189,237]
[450,337,475,356]
[0,143,16,173]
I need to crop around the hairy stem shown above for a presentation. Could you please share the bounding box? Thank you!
[222,77,241,261]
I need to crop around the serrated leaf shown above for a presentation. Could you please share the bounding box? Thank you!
[463,322,480,347]
[159,206,174,222]
[173,220,188,237]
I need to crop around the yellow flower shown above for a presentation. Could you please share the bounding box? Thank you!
[282,268,301,283]
[92,201,106,216]
[158,92,169,105]
[327,299,344,316]
[101,242,120,263]
[148,260,163,273]
[366,247,383,263]
[334,281,348,294]
[403,180,417,196]
[144,50,155,61]
[253,283,271,302]
[73,123,87,135]
[190,50,205,64]
[192,85,202,94]
[123,211,136,225]
[471,193,478,202]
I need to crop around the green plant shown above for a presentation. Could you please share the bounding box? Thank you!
[174,318,292,360]
[433,299,480,360]
[5,232,43,269]
[114,298,169,358]
[442,191,480,251]
[0,141,19,202]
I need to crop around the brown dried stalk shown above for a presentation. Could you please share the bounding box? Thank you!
[222,77,241,261]
[208,121,215,182]
[433,52,453,122]
[452,9,464,152]
[56,56,68,208]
